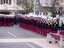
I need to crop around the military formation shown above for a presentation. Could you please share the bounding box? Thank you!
[0,15,64,35]
[0,16,14,26]
[18,15,64,35]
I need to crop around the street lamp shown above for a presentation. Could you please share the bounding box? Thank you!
[14,0,17,10]
[34,0,36,15]
[34,0,39,16]
[14,0,18,16]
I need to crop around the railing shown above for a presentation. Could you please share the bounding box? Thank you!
[47,32,64,48]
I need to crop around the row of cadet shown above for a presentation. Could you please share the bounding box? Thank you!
[0,16,14,26]
[0,15,64,31]
[18,16,64,35]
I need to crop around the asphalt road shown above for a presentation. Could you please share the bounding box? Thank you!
[0,25,44,48]
[0,42,42,48]
[0,25,44,39]
[0,25,59,48]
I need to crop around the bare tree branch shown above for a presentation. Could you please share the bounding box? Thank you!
[21,0,34,13]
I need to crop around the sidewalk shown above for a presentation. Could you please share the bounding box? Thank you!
[0,38,59,48]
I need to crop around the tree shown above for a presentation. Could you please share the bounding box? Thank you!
[22,0,34,14]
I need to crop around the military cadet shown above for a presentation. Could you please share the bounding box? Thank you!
[0,17,1,22]
[43,19,46,28]
[62,22,64,30]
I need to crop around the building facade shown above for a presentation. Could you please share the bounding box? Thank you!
[38,0,53,16]
[0,0,24,15]
[0,0,64,16]
[58,0,64,12]
[35,0,64,16]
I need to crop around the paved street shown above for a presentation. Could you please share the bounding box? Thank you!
[0,25,44,39]
[0,25,59,48]
[0,42,42,48]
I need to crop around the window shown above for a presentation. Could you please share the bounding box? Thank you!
[0,12,10,15]
[3,0,8,4]
[0,0,1,4]
[43,12,48,15]
[56,2,59,5]
[17,0,21,5]
[9,0,11,4]
[1,0,3,4]
[6,0,8,4]
[0,0,11,4]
